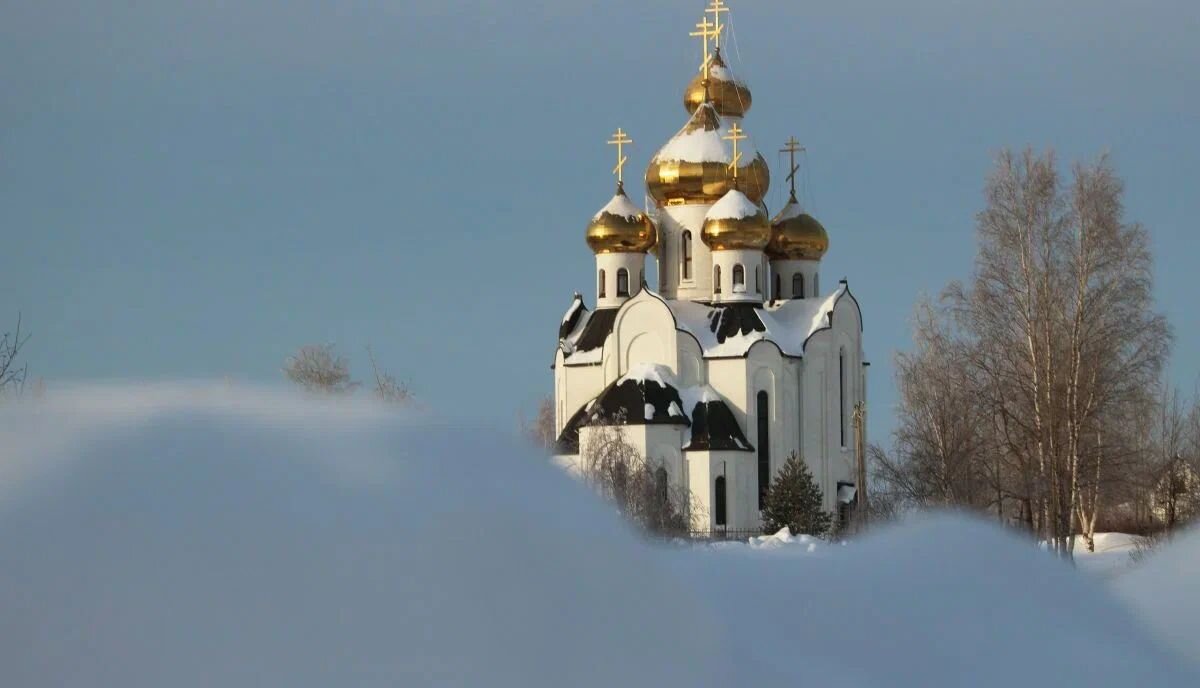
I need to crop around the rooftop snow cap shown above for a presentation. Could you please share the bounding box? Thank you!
[645,103,768,206]
[702,189,771,250]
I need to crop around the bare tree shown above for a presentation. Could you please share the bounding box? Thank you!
[283,344,358,394]
[1,314,30,397]
[519,396,556,452]
[366,346,411,404]
[578,420,700,537]
[885,150,1171,560]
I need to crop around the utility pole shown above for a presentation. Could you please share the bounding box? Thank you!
[852,401,868,532]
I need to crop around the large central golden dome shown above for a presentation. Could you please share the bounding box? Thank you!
[684,50,751,119]
[645,103,769,207]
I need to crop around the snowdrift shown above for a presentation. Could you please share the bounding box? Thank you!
[1114,528,1200,664]
[0,384,1195,687]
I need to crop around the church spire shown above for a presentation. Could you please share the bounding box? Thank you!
[781,136,805,202]
[606,127,632,193]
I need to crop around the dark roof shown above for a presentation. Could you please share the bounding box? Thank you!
[571,307,619,354]
[684,398,754,452]
[588,375,690,427]
[554,404,590,454]
[553,371,691,454]
[706,304,767,344]
[558,295,588,340]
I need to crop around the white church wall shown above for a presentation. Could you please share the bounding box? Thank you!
[613,295,678,377]
[595,252,646,309]
[655,205,713,301]
[677,336,704,388]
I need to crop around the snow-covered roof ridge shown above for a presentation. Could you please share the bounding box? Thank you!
[664,282,857,359]
[619,362,678,388]
[706,189,759,221]
[653,104,728,164]
[592,192,644,222]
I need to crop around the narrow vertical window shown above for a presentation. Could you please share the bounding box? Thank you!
[715,476,727,526]
[733,264,745,291]
[774,273,781,301]
[793,273,805,299]
[839,348,847,447]
[598,269,606,298]
[814,273,820,295]
[655,467,669,506]
[757,390,770,510]
[681,231,693,280]
[616,268,629,297]
[755,266,761,293]
[713,265,722,294]
[639,269,644,290]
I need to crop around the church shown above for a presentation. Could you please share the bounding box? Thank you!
[552,2,867,535]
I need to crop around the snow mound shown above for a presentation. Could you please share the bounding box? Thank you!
[1,385,1196,687]
[747,527,822,553]
[1113,527,1200,664]
[706,189,759,221]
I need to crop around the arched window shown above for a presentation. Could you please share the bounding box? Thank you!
[617,268,629,297]
[732,264,745,292]
[774,273,781,301]
[755,266,761,293]
[793,273,805,299]
[598,269,606,298]
[655,466,669,506]
[839,348,847,448]
[757,390,770,510]
[715,476,727,526]
[713,265,722,294]
[681,231,693,280]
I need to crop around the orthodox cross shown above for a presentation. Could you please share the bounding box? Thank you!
[706,0,730,50]
[780,136,805,199]
[724,123,747,179]
[607,128,632,186]
[690,17,720,80]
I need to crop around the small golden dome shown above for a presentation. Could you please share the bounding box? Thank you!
[645,104,769,206]
[701,189,771,251]
[585,183,657,254]
[684,50,752,119]
[767,195,829,260]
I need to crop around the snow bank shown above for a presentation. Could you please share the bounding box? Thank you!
[1073,532,1145,579]
[1,385,1196,687]
[1113,527,1200,664]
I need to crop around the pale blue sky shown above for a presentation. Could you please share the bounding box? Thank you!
[3,0,1198,442]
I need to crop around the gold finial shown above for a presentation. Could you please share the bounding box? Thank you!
[723,122,747,181]
[781,136,805,199]
[706,0,730,50]
[690,17,720,81]
[607,128,633,187]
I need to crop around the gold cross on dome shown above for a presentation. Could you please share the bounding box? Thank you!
[781,136,806,198]
[723,122,747,179]
[689,17,720,80]
[706,0,730,50]
[607,128,633,184]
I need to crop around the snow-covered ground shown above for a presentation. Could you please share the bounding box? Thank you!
[1073,531,1146,579]
[1,384,1196,687]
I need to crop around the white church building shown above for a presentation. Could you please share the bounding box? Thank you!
[553,4,866,534]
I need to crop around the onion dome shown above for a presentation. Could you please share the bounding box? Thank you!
[684,50,752,119]
[585,183,657,254]
[645,104,769,206]
[701,188,771,250]
[767,194,829,260]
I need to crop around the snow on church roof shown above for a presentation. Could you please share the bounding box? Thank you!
[666,282,853,358]
[705,189,759,221]
[652,104,729,164]
[592,192,643,222]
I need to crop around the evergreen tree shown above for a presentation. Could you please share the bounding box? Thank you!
[762,452,832,536]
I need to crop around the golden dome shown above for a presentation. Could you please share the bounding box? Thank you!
[767,195,829,260]
[701,189,771,251]
[585,183,657,254]
[684,50,751,119]
[645,104,769,206]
